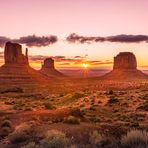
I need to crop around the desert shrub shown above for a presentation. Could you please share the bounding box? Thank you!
[9,131,30,144]
[21,142,39,148]
[120,130,148,148]
[108,90,114,95]
[0,127,11,137]
[1,119,12,128]
[108,96,119,104]
[89,130,118,148]
[137,101,148,111]
[89,130,103,145]
[64,116,80,124]
[72,92,85,99]
[9,123,33,144]
[0,119,12,138]
[70,107,83,117]
[89,105,96,111]
[43,102,56,110]
[130,121,139,128]
[40,130,69,148]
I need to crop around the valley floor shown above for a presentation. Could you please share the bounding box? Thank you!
[0,78,148,147]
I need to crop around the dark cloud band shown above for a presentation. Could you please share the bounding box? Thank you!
[66,33,148,43]
[0,35,58,47]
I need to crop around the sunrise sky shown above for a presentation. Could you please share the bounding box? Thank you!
[0,0,148,69]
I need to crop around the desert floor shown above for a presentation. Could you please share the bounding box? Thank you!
[0,77,148,147]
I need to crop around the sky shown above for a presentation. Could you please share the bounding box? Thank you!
[0,0,148,69]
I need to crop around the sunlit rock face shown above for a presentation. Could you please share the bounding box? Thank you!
[4,42,28,65]
[102,52,148,80]
[113,52,137,70]
[40,58,64,77]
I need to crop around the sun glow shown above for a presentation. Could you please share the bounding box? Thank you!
[82,63,89,69]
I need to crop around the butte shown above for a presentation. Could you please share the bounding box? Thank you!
[39,58,64,77]
[0,42,49,89]
[102,52,148,80]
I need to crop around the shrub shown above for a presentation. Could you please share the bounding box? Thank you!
[21,142,39,148]
[43,102,56,110]
[70,107,83,117]
[89,130,103,145]
[9,131,30,144]
[9,123,32,144]
[137,101,148,111]
[0,127,11,137]
[1,119,12,128]
[108,96,119,104]
[64,116,80,124]
[40,130,69,148]
[108,90,114,95]
[120,130,148,148]
[72,92,85,99]
[89,105,96,111]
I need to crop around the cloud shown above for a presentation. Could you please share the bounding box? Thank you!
[0,35,58,48]
[0,36,11,47]
[66,33,105,43]
[16,35,58,47]
[66,33,148,44]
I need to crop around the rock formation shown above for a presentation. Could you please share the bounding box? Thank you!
[4,42,28,65]
[42,58,54,69]
[113,52,137,70]
[0,42,49,88]
[40,58,64,77]
[103,52,148,80]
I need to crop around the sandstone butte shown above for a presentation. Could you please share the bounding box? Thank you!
[39,58,64,77]
[103,52,148,80]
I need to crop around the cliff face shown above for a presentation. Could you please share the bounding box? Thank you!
[4,42,28,65]
[40,58,64,77]
[113,52,137,70]
[103,52,147,80]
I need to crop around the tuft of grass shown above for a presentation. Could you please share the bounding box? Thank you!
[89,130,103,145]
[40,130,69,148]
[64,116,80,124]
[120,130,148,148]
